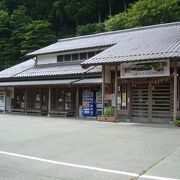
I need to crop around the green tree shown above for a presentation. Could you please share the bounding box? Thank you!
[20,20,56,55]
[10,6,31,28]
[50,0,71,36]
[126,0,180,28]
[10,6,32,60]
[0,0,7,10]
[25,0,54,20]
[64,0,97,26]
[105,0,180,31]
[0,10,12,70]
[105,12,127,31]
[3,0,25,14]
[77,23,105,36]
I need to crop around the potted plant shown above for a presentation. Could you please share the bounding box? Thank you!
[97,106,117,122]
[104,106,117,122]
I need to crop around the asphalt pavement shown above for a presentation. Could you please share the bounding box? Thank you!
[0,114,180,180]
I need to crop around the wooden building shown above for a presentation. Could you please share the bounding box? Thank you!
[0,22,180,123]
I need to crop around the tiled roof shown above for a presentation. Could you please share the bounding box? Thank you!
[0,59,35,79]
[1,22,179,81]
[14,61,101,78]
[82,22,180,66]
[26,28,129,56]
[0,60,101,80]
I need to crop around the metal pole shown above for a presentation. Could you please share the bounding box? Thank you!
[48,87,51,117]
[173,60,177,122]
[115,64,118,119]
[102,65,105,116]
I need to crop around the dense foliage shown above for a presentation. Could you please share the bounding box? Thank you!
[105,0,180,31]
[0,0,179,70]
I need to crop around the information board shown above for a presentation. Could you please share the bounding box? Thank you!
[121,60,170,78]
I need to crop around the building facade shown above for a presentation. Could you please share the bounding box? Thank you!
[0,22,180,123]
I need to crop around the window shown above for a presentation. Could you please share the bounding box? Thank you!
[64,54,71,61]
[80,52,87,60]
[57,50,101,63]
[88,51,95,58]
[72,53,79,61]
[57,55,63,62]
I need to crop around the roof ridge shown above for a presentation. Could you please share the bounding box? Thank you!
[58,22,180,43]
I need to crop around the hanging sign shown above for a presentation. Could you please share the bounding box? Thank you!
[121,60,170,78]
[122,93,126,107]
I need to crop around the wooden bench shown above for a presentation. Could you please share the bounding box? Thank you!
[26,108,48,116]
[11,108,25,114]
[26,109,41,115]
[50,110,68,117]
[50,110,76,117]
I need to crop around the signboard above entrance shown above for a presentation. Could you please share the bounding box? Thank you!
[121,60,170,78]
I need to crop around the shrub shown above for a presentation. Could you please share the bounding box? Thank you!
[104,106,114,117]
[175,118,180,127]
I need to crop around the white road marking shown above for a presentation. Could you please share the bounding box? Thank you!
[140,175,180,180]
[0,150,179,180]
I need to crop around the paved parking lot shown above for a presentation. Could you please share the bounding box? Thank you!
[0,114,180,180]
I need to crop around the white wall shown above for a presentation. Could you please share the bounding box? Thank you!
[37,54,58,65]
[36,47,107,65]
[105,65,111,83]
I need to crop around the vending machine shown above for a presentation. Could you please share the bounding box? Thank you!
[82,90,96,117]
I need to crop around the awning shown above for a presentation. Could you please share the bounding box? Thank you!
[0,78,102,87]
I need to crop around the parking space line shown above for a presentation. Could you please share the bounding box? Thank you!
[0,150,179,180]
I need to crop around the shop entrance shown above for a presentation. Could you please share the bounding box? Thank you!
[131,82,171,123]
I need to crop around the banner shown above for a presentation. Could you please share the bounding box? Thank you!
[121,60,170,78]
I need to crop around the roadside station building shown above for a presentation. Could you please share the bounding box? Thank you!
[0,22,180,123]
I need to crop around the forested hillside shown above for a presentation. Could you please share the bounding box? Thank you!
[0,0,179,70]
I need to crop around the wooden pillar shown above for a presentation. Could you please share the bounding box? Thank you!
[127,84,132,120]
[178,76,180,113]
[4,87,7,113]
[102,65,105,116]
[48,87,51,117]
[39,88,42,116]
[76,87,79,117]
[148,82,152,122]
[115,64,118,118]
[173,60,177,122]
[24,88,27,114]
